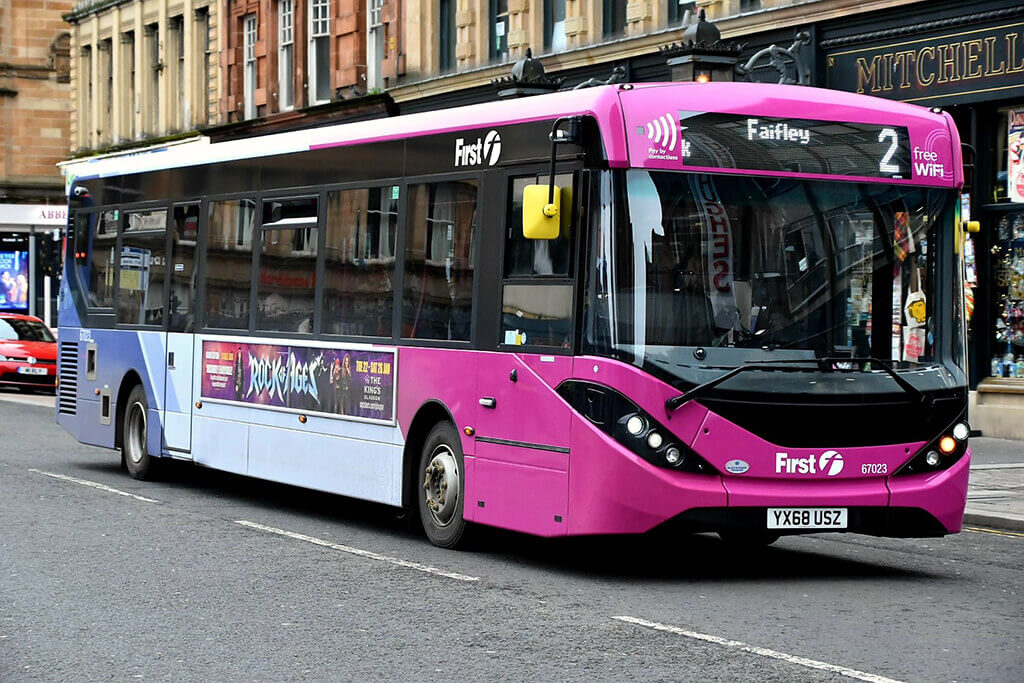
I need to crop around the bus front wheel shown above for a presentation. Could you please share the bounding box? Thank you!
[417,422,467,548]
[121,385,157,480]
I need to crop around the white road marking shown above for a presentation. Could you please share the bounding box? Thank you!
[29,469,160,503]
[612,616,903,683]
[234,520,480,583]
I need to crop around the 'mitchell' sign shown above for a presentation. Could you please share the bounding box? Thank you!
[825,20,1024,105]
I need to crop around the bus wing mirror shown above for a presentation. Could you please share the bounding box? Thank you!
[523,184,561,239]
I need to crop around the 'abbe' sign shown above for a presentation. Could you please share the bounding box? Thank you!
[825,20,1024,105]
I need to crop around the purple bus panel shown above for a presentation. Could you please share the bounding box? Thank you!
[201,340,396,423]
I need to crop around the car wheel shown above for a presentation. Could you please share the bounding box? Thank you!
[417,422,468,549]
[122,385,157,480]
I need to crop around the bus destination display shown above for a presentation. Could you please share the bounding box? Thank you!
[674,112,912,179]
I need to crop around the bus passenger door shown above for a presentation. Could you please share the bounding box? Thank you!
[162,204,200,455]
[470,168,579,537]
[473,354,573,537]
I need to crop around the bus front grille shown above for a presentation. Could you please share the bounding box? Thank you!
[58,341,78,415]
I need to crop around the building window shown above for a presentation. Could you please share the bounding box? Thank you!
[603,0,627,37]
[309,0,332,104]
[543,0,566,52]
[438,0,455,73]
[367,0,384,91]
[740,0,762,11]
[145,24,159,134]
[121,31,136,139]
[196,7,210,125]
[100,39,112,141]
[490,0,509,62]
[667,0,695,24]
[166,16,184,130]
[243,14,257,120]
[80,46,91,147]
[279,0,294,109]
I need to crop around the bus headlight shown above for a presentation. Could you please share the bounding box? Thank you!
[557,380,714,474]
[626,415,646,436]
[894,417,969,476]
[952,422,969,441]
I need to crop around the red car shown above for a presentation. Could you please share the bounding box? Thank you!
[0,313,57,392]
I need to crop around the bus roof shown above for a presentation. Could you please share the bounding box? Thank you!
[64,82,961,189]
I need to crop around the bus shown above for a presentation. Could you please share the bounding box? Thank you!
[57,82,971,548]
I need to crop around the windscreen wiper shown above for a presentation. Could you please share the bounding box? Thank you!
[665,356,933,413]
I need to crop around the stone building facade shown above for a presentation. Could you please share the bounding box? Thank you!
[389,0,925,102]
[64,0,222,154]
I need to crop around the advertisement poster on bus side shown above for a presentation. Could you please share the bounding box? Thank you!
[200,340,395,424]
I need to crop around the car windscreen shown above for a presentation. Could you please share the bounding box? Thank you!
[0,318,55,342]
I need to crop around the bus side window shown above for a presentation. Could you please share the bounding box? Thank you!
[169,204,200,333]
[203,198,257,330]
[117,208,168,326]
[401,179,478,341]
[84,209,117,309]
[500,173,575,349]
[323,186,398,338]
[256,196,318,334]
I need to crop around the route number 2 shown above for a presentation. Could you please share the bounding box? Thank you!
[878,128,900,175]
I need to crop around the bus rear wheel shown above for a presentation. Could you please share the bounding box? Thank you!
[417,422,467,548]
[121,384,157,480]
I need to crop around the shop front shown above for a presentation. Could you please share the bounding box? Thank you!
[820,0,1024,438]
[0,204,66,329]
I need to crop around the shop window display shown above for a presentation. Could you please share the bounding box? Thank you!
[990,210,1024,378]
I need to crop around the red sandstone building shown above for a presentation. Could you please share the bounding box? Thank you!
[0,0,71,323]
[221,0,403,128]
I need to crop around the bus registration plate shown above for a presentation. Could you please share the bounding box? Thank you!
[767,508,847,529]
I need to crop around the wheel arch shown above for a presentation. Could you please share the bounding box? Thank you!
[114,369,145,450]
[401,400,458,509]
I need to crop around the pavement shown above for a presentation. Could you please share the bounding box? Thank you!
[2,388,1022,532]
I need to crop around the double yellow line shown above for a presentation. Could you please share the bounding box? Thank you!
[963,525,1024,539]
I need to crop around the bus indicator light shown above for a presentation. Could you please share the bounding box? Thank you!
[939,436,956,454]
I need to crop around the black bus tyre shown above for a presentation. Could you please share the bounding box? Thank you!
[122,385,157,480]
[418,422,468,549]
[718,529,780,547]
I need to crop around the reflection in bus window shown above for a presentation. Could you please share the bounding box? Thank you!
[203,198,256,329]
[402,180,477,341]
[118,208,167,325]
[256,196,318,333]
[323,187,397,337]
[169,204,199,332]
